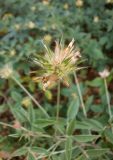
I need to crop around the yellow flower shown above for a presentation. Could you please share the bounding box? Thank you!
[44,34,52,43]
[10,49,16,56]
[93,16,99,23]
[64,3,69,9]
[14,24,21,31]
[2,13,13,20]
[30,39,81,90]
[106,0,113,3]
[28,21,35,29]
[75,0,84,7]
[31,6,36,11]
[0,64,13,79]
[22,97,31,107]
[43,0,49,5]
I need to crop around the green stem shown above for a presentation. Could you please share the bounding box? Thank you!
[12,76,49,118]
[74,72,87,118]
[104,78,112,120]
[56,81,61,121]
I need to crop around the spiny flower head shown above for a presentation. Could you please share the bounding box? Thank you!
[31,39,82,90]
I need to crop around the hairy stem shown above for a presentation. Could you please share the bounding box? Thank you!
[56,81,61,121]
[104,78,112,120]
[12,76,49,118]
[74,72,87,118]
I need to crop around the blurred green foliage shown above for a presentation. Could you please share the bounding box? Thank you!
[0,0,113,69]
[0,0,113,160]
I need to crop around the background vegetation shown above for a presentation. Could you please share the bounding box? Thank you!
[0,0,113,159]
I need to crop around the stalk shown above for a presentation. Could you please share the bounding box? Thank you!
[12,76,49,118]
[74,72,87,118]
[56,81,61,121]
[104,78,112,120]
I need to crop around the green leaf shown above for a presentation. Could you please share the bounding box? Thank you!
[105,129,113,144]
[86,78,103,87]
[45,90,52,100]
[84,119,103,131]
[73,135,99,143]
[73,119,103,131]
[11,91,22,102]
[66,119,76,135]
[35,117,66,128]
[0,104,6,113]
[34,118,55,128]
[74,121,91,130]
[76,148,109,160]
[67,98,80,120]
[12,147,27,157]
[9,104,29,123]
[27,152,36,160]
[30,147,48,155]
[65,137,72,160]
[28,105,35,124]
[94,48,104,59]
[91,104,104,113]
[85,96,94,111]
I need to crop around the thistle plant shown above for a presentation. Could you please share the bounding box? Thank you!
[31,38,81,90]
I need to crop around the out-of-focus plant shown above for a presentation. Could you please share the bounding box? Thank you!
[0,0,113,160]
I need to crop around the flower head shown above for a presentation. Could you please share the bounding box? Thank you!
[0,64,13,79]
[93,16,99,23]
[31,39,81,90]
[99,69,110,78]
[75,0,84,7]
